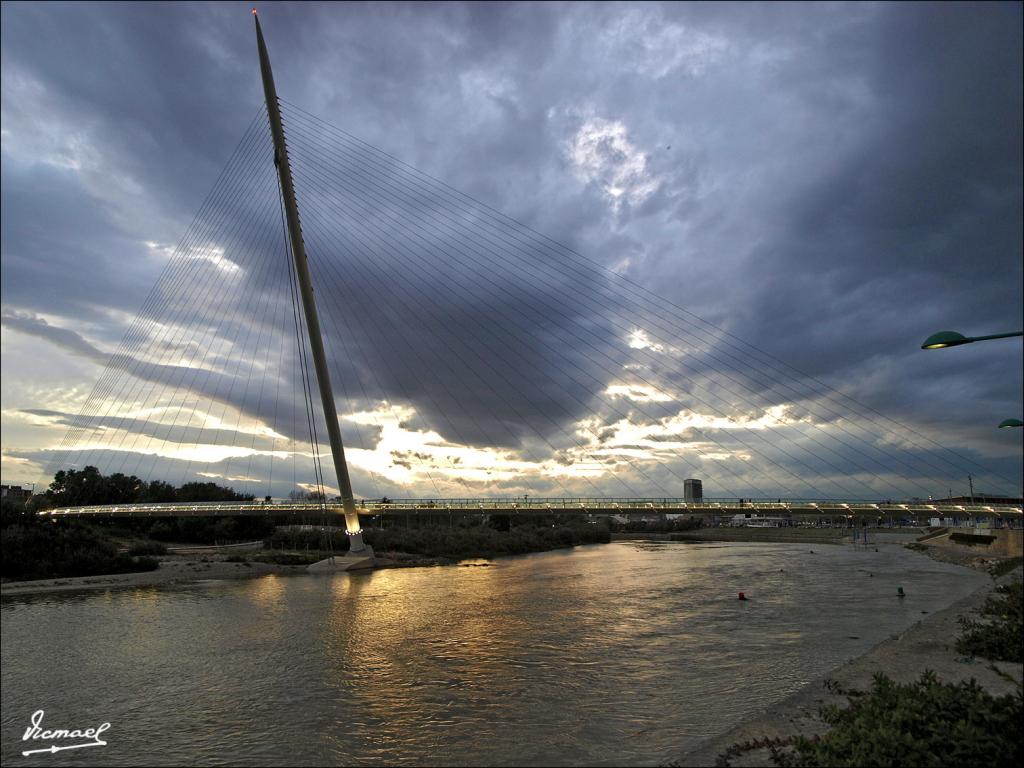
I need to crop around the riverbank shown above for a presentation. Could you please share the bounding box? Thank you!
[0,553,314,597]
[666,564,1024,767]
[0,544,567,597]
[0,529,938,598]
[623,527,927,546]
[665,527,853,545]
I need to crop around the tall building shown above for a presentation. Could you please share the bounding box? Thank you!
[684,479,703,502]
[1,485,31,501]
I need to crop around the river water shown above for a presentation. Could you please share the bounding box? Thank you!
[1,540,987,766]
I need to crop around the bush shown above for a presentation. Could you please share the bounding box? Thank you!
[145,515,275,544]
[362,520,610,560]
[778,672,1022,767]
[128,540,167,556]
[991,557,1023,580]
[265,527,349,551]
[252,551,323,566]
[129,556,160,572]
[956,580,1023,663]
[1,520,162,581]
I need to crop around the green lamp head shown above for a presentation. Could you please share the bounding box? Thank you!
[997,419,1023,429]
[921,330,969,349]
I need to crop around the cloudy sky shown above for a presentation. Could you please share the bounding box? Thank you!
[1,1,1021,501]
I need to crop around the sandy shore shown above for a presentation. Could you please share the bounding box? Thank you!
[665,564,1024,767]
[0,549,473,598]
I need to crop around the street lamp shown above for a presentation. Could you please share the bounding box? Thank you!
[921,330,1023,349]
[921,330,1023,432]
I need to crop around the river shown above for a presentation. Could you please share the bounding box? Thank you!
[1,540,988,766]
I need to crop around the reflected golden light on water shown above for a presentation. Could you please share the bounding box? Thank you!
[247,573,286,608]
[1,543,995,765]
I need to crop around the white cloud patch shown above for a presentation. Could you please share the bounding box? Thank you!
[145,240,242,274]
[565,117,660,209]
[605,384,675,403]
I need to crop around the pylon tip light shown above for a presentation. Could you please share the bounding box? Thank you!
[251,8,258,15]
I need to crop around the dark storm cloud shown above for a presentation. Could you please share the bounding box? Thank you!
[1,1,1020,497]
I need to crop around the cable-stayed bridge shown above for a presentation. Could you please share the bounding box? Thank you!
[40,14,1023,543]
[39,498,1023,521]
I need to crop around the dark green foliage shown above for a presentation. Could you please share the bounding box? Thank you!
[131,556,160,572]
[251,551,323,566]
[778,672,1022,767]
[262,520,611,560]
[47,466,143,507]
[1,497,37,528]
[140,480,178,503]
[127,540,167,556]
[265,527,348,551]
[1,519,160,581]
[488,513,512,532]
[144,515,275,544]
[363,520,610,559]
[45,466,252,507]
[956,580,1023,663]
[175,481,252,502]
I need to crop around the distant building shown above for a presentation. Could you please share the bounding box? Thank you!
[684,478,703,502]
[1,485,31,501]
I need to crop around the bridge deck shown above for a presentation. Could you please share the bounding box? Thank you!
[38,499,1023,519]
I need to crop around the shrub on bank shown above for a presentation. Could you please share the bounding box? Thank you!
[1,520,160,581]
[363,521,610,559]
[775,672,1022,767]
[265,527,348,551]
[956,579,1023,663]
[990,557,1023,580]
[251,551,323,566]
[128,540,168,556]
[261,521,611,560]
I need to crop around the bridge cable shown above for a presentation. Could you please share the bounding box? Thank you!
[280,101,1019,497]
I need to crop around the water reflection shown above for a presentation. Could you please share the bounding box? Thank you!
[2,542,988,766]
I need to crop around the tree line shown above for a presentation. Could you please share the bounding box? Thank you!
[39,465,253,509]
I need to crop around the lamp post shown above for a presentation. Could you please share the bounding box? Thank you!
[921,330,1023,433]
[921,330,1023,349]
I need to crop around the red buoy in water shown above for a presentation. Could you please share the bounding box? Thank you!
[738,592,747,601]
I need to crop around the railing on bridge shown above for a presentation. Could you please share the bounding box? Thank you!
[38,498,1023,519]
